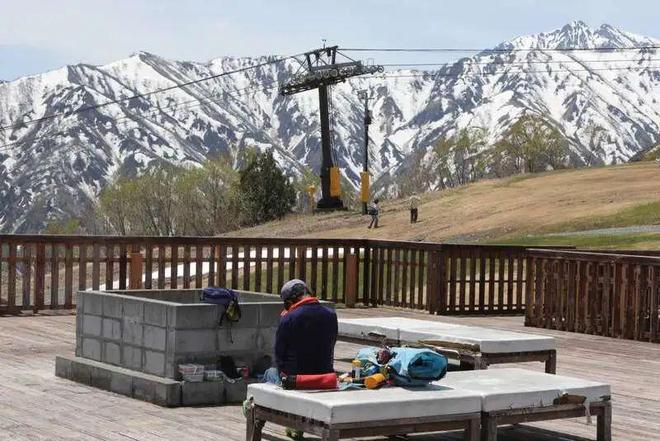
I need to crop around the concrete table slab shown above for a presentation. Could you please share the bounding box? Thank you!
[339,317,555,353]
[400,326,556,353]
[246,383,481,440]
[248,383,481,424]
[338,317,557,373]
[441,368,610,411]
[439,368,612,441]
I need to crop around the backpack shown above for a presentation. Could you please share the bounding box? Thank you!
[201,287,242,325]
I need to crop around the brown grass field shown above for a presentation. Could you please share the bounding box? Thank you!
[229,162,660,249]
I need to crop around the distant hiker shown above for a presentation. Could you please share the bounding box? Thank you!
[368,198,380,229]
[409,192,421,224]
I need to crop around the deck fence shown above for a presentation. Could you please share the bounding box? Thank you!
[1,235,658,342]
[366,242,529,315]
[525,249,660,342]
[0,235,529,316]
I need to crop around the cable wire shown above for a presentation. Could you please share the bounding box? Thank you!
[0,81,284,152]
[0,54,298,133]
[381,58,660,67]
[1,58,657,152]
[349,65,659,81]
[341,46,660,53]
[2,52,654,137]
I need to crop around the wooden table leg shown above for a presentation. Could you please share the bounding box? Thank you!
[460,354,487,370]
[245,405,264,441]
[466,417,480,441]
[480,415,497,441]
[323,428,340,440]
[254,420,264,441]
[475,355,488,370]
[245,404,254,441]
[545,350,557,374]
[597,401,612,441]
[459,359,474,370]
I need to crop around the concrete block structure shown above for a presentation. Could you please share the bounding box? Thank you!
[57,289,287,407]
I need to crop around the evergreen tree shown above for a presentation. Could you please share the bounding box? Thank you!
[238,149,296,225]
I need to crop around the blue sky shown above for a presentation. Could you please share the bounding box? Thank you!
[1,0,658,80]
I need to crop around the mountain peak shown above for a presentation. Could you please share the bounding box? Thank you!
[495,21,658,51]
[562,20,589,31]
[125,51,167,63]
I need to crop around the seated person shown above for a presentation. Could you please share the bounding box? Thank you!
[259,279,338,441]
[275,278,338,377]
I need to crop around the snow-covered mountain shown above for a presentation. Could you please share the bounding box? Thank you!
[388,22,660,166]
[0,21,658,232]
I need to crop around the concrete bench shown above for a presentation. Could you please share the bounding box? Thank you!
[246,383,482,440]
[441,368,612,441]
[338,317,558,373]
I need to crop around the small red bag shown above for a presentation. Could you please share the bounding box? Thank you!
[294,373,338,390]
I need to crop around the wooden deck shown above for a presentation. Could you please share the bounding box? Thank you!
[1,308,658,441]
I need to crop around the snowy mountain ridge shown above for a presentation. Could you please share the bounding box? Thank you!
[0,21,659,232]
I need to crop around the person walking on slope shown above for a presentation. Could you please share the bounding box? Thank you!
[368,198,380,229]
[409,192,421,223]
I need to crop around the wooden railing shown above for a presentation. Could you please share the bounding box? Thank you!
[0,236,364,313]
[525,249,660,343]
[0,235,533,316]
[367,242,529,315]
[3,234,657,342]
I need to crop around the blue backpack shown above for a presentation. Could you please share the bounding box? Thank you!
[201,287,242,325]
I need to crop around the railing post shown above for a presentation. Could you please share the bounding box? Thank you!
[427,250,441,314]
[369,246,379,307]
[437,248,447,314]
[651,266,658,342]
[22,245,32,310]
[296,246,306,281]
[0,242,3,313]
[34,243,46,313]
[345,253,358,308]
[524,254,534,326]
[7,243,17,312]
[361,244,371,306]
[217,245,227,288]
[129,244,143,290]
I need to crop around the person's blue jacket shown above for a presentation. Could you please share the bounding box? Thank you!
[274,299,337,375]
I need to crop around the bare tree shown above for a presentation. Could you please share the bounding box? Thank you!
[431,127,489,188]
[98,158,240,236]
[495,115,569,174]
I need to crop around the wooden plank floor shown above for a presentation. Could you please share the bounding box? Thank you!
[0,309,658,441]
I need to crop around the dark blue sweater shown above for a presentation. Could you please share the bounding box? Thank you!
[274,302,338,375]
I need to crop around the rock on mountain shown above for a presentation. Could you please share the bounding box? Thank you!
[0,21,658,232]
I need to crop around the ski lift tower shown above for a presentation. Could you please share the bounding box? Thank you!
[280,46,383,211]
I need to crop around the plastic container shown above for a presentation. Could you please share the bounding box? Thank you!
[364,373,386,389]
[351,359,362,380]
[204,370,226,382]
[179,364,204,382]
[237,366,250,379]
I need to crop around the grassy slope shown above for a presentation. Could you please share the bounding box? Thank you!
[227,162,660,250]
